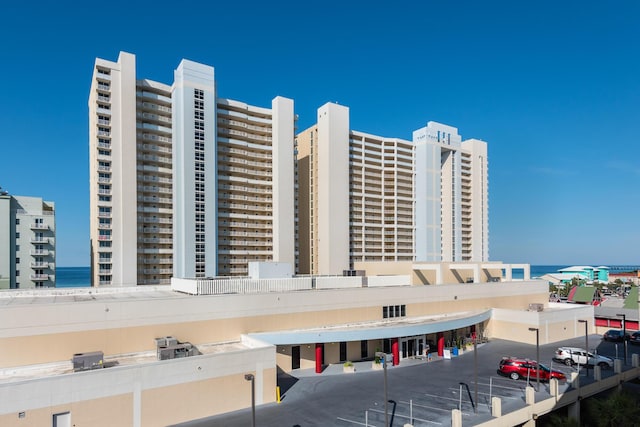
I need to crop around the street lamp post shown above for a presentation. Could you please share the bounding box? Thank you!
[617,313,627,364]
[244,373,256,427]
[473,332,478,414]
[376,352,389,427]
[528,327,540,391]
[578,320,588,372]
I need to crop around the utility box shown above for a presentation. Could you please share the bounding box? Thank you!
[248,262,292,279]
[529,303,544,312]
[72,351,104,372]
[156,336,198,360]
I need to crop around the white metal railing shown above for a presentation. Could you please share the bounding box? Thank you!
[172,277,312,295]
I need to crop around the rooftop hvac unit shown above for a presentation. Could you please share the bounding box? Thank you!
[72,351,104,372]
[528,303,544,312]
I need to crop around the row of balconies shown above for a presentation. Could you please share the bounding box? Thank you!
[140,258,173,264]
[137,142,172,154]
[140,268,173,275]
[218,145,272,160]
[137,153,172,165]
[136,164,172,175]
[218,202,271,212]
[139,133,172,144]
[217,255,271,264]
[218,118,272,135]
[138,216,173,224]
[138,175,172,184]
[137,111,172,125]
[138,185,172,194]
[219,230,271,238]
[137,101,171,114]
[218,127,273,143]
[138,196,172,204]
[140,226,172,234]
[218,155,272,170]
[137,206,172,214]
[222,193,271,203]
[220,237,272,245]
[218,183,271,194]
[139,237,173,244]
[218,165,272,178]
[139,248,173,254]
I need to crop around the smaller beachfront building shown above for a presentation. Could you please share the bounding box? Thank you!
[558,266,609,283]
[0,189,56,289]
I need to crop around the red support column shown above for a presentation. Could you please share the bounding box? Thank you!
[471,324,477,341]
[392,338,399,366]
[437,332,445,357]
[315,343,323,374]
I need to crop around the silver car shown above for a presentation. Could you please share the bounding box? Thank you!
[553,347,613,368]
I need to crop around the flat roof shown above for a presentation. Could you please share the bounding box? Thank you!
[0,341,248,385]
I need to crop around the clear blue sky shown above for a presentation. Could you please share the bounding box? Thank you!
[1,1,639,267]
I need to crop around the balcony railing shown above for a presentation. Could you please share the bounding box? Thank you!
[30,274,49,281]
[30,262,50,268]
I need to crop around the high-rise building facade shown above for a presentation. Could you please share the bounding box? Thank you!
[0,189,56,289]
[89,52,173,286]
[296,104,489,275]
[413,122,489,262]
[89,52,295,285]
[172,59,295,278]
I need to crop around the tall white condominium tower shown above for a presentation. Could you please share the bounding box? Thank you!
[296,103,415,275]
[413,122,489,262]
[0,189,56,289]
[296,104,489,275]
[89,52,296,285]
[89,52,173,286]
[172,60,295,278]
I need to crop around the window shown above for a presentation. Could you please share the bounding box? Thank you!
[15,232,20,238]
[15,257,19,264]
[382,304,406,319]
[15,218,19,225]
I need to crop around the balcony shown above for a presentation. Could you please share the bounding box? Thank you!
[30,223,49,230]
[30,237,50,244]
[30,249,50,256]
[30,274,49,281]
[30,261,50,268]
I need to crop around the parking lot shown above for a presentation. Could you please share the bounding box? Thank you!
[175,336,639,427]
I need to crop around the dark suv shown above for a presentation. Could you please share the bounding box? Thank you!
[498,357,566,381]
[602,329,630,342]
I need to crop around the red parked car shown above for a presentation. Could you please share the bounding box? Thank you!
[498,357,566,381]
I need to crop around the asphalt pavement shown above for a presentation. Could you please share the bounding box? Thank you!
[172,335,639,427]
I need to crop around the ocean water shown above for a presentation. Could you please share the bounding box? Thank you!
[56,266,91,288]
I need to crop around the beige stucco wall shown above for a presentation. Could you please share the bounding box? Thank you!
[488,305,595,345]
[0,344,276,426]
[355,261,504,285]
[0,394,132,427]
[0,282,548,368]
